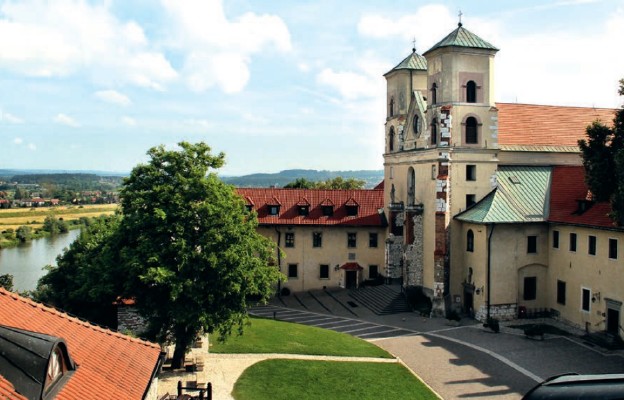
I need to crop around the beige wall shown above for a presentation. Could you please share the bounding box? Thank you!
[259,225,386,292]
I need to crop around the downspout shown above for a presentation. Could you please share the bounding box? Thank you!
[275,227,282,294]
[486,223,495,323]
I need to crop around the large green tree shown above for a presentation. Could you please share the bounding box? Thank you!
[284,176,366,189]
[119,142,281,368]
[578,79,624,225]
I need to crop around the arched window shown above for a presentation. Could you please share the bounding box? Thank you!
[389,126,395,152]
[389,98,394,117]
[412,115,419,135]
[407,167,415,206]
[431,83,437,105]
[466,80,477,103]
[430,119,437,145]
[466,116,478,144]
[466,229,474,252]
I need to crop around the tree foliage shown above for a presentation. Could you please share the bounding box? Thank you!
[35,142,282,369]
[284,176,366,190]
[15,226,32,242]
[0,274,14,291]
[578,79,624,225]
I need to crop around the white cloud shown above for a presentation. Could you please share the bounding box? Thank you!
[27,143,36,151]
[0,0,177,89]
[2,111,22,123]
[121,116,136,126]
[316,55,389,101]
[95,90,131,106]
[13,137,22,144]
[185,119,213,130]
[54,113,80,127]
[162,0,292,93]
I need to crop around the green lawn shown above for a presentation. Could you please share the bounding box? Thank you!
[232,359,438,400]
[210,317,392,358]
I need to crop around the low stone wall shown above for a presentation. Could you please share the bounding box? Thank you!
[117,305,148,335]
[475,303,517,322]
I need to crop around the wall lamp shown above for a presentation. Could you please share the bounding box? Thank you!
[592,292,601,303]
[334,264,340,271]
[475,286,484,295]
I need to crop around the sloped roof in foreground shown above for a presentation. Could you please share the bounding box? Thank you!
[0,288,162,400]
[455,166,552,224]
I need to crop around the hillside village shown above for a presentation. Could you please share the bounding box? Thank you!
[1,20,623,400]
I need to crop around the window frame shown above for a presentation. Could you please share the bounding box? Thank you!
[431,119,438,145]
[285,232,295,248]
[552,230,559,249]
[527,235,537,254]
[466,80,477,103]
[466,165,476,181]
[581,287,591,312]
[319,264,329,279]
[347,232,357,248]
[389,126,395,152]
[369,232,378,248]
[466,194,476,208]
[609,238,618,260]
[569,232,577,252]
[465,116,478,144]
[412,114,419,135]
[312,232,322,248]
[588,235,597,256]
[466,229,474,252]
[288,264,298,279]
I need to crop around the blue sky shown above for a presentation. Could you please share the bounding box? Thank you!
[0,0,623,176]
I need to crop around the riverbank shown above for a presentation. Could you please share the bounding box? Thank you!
[0,204,117,249]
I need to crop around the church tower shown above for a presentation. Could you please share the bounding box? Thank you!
[383,23,499,316]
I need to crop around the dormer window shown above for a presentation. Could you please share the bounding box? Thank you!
[46,347,65,390]
[466,80,477,103]
[345,198,359,216]
[268,205,280,215]
[322,205,334,216]
[298,205,309,216]
[267,197,281,216]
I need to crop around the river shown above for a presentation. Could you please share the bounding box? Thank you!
[0,229,81,292]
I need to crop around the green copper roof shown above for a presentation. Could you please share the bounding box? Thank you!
[384,50,427,76]
[424,23,498,55]
[455,166,552,224]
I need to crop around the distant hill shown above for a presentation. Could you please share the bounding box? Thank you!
[221,169,384,188]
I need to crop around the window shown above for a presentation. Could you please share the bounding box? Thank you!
[581,287,591,312]
[524,277,537,301]
[369,265,378,279]
[347,232,357,248]
[346,205,358,216]
[389,98,394,117]
[285,232,295,248]
[609,238,618,259]
[431,119,437,145]
[466,165,476,181]
[288,264,298,278]
[569,233,577,252]
[407,167,415,206]
[389,127,395,152]
[588,235,597,256]
[298,206,309,216]
[313,232,322,248]
[45,347,64,389]
[466,229,474,252]
[319,264,329,279]
[369,232,378,248]
[557,280,566,305]
[322,205,334,216]
[466,194,476,208]
[527,236,537,254]
[431,83,437,104]
[466,80,477,103]
[268,205,280,215]
[553,230,559,249]
[465,116,478,144]
[412,115,419,134]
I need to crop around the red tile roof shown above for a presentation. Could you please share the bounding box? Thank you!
[497,103,616,147]
[548,166,616,229]
[0,375,27,400]
[0,288,162,400]
[340,262,363,271]
[236,188,385,227]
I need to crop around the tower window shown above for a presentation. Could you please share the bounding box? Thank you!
[466,117,478,144]
[413,115,419,134]
[389,97,394,117]
[466,80,477,103]
[389,126,395,152]
[466,165,476,181]
[407,167,415,206]
[431,83,437,105]
[431,119,437,145]
[466,229,474,252]
[466,194,476,208]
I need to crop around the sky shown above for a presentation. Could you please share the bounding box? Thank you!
[0,0,623,176]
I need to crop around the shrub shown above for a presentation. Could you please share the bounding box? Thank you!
[280,287,291,296]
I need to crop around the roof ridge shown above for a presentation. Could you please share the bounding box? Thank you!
[0,288,160,350]
[496,102,617,111]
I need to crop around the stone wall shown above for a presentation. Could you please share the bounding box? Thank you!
[404,211,424,287]
[117,305,148,335]
[475,303,517,322]
[385,235,403,279]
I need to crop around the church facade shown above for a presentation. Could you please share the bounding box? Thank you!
[382,20,622,336]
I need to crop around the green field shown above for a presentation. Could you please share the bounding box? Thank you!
[211,317,391,358]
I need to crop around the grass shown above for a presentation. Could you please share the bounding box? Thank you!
[210,317,392,358]
[232,359,438,400]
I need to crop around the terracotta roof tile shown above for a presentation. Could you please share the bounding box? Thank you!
[548,166,617,229]
[497,103,616,147]
[0,375,28,400]
[0,289,161,400]
[236,188,385,227]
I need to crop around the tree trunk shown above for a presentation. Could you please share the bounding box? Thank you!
[171,328,193,369]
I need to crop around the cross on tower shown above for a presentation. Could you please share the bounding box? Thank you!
[412,37,417,53]
[458,10,463,26]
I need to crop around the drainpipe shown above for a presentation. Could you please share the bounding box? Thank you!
[486,223,495,323]
[275,227,282,294]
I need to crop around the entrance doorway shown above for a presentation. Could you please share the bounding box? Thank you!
[607,308,620,335]
[346,271,358,289]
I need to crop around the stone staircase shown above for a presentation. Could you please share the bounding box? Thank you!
[349,284,411,315]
